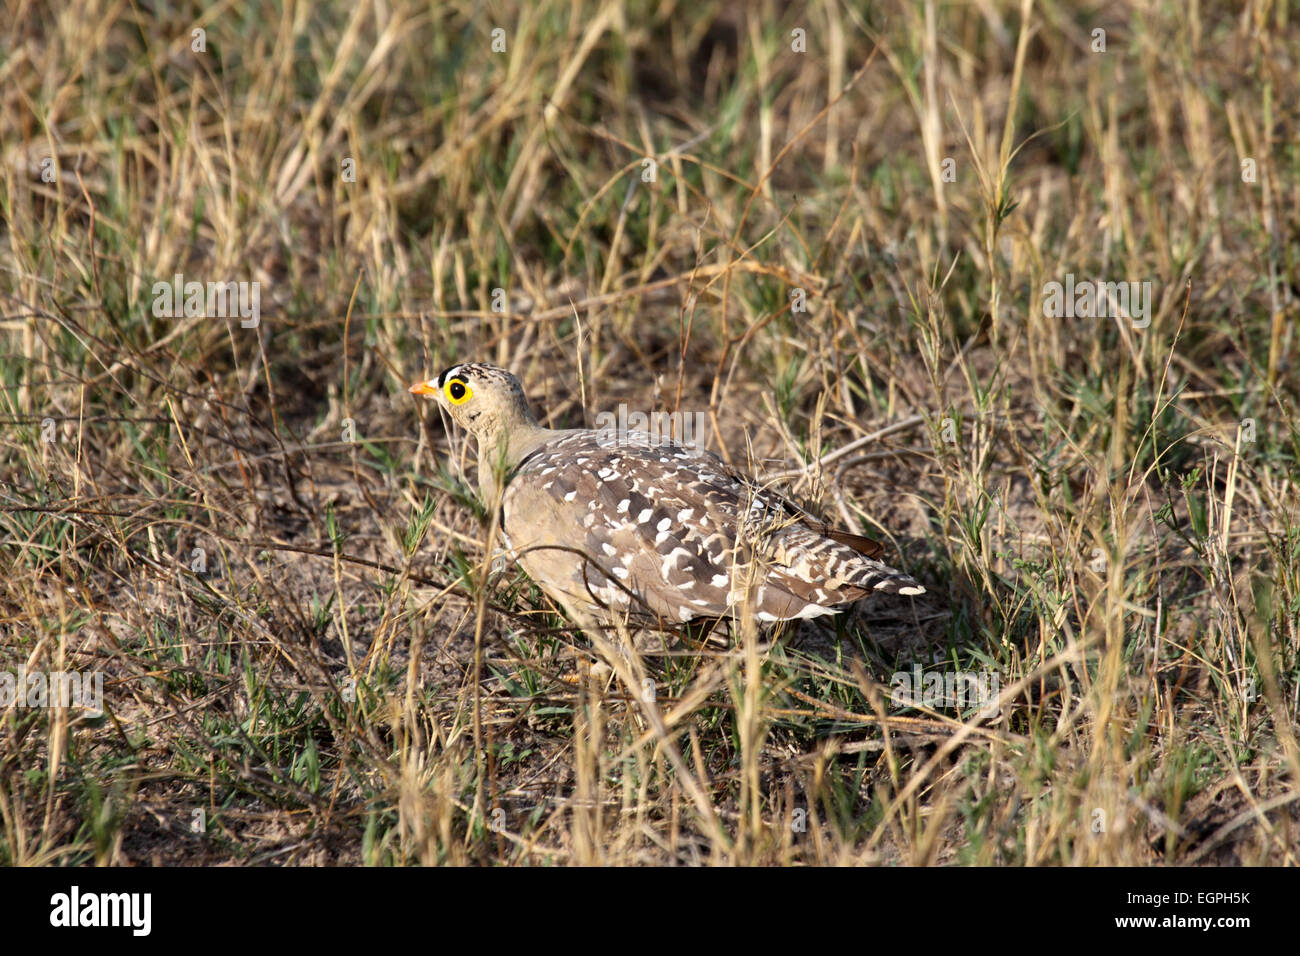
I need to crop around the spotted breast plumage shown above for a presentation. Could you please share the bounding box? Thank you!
[410,362,924,630]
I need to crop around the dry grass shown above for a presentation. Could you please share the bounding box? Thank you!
[1,0,1297,865]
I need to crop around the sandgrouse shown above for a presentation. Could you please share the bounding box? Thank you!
[410,363,924,631]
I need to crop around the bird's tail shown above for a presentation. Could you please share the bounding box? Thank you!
[852,561,926,596]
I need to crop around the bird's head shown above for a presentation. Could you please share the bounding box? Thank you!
[408,362,540,448]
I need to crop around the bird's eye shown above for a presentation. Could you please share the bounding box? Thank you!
[445,379,471,404]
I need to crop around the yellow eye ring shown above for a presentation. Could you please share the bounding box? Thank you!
[445,378,472,405]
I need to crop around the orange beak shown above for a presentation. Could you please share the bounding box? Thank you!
[409,380,438,396]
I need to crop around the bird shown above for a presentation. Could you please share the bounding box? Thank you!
[409,362,924,634]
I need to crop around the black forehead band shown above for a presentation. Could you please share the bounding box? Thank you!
[436,367,459,388]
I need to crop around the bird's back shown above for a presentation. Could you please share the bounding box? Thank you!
[499,429,923,625]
